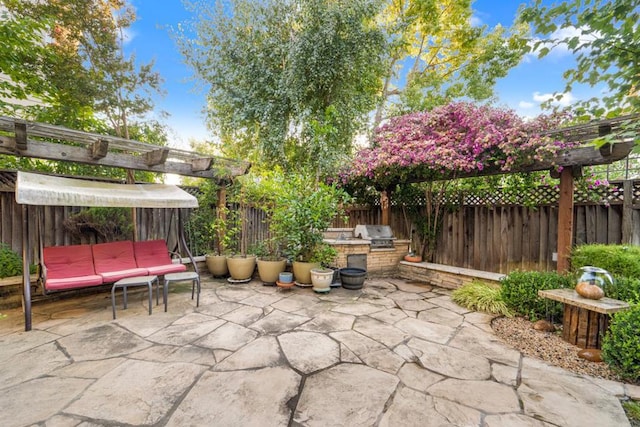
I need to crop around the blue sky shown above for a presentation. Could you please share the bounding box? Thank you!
[126,0,597,148]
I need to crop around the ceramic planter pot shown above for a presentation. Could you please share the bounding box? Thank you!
[257,258,287,284]
[205,254,228,276]
[279,272,293,283]
[226,255,256,281]
[292,261,320,285]
[310,268,333,293]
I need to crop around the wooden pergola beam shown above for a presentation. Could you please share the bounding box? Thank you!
[0,116,251,182]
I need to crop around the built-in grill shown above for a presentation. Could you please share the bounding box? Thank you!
[353,224,396,249]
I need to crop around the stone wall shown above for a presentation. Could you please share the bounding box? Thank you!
[399,261,505,289]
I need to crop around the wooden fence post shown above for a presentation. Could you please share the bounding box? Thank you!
[381,190,390,226]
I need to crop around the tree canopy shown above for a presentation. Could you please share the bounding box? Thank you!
[0,0,166,180]
[179,0,526,173]
[519,0,639,117]
[373,0,528,128]
[179,0,387,174]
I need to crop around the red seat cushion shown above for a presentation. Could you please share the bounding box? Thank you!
[92,241,139,273]
[145,263,187,276]
[43,244,97,279]
[98,267,150,283]
[134,240,187,276]
[45,275,104,291]
[134,240,174,268]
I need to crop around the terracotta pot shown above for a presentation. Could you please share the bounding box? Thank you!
[292,261,320,285]
[205,254,228,276]
[310,268,333,293]
[257,258,287,284]
[226,255,256,280]
[404,254,422,263]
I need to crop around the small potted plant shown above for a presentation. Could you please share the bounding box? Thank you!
[310,243,338,293]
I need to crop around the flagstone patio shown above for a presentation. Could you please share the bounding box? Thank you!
[0,276,636,426]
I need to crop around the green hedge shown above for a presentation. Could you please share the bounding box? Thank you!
[602,304,640,382]
[571,244,640,279]
[500,271,572,321]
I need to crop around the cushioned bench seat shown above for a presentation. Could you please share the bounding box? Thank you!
[42,244,104,291]
[42,239,190,293]
[134,240,187,276]
[92,241,149,282]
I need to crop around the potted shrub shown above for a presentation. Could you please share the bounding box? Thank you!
[271,175,350,285]
[225,182,256,281]
[244,171,288,284]
[205,213,232,277]
[254,240,286,284]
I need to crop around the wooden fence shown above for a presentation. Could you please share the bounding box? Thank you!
[334,179,640,274]
[2,172,639,276]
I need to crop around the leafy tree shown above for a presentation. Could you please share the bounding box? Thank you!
[519,0,639,117]
[0,0,167,181]
[374,0,528,128]
[0,11,55,115]
[178,0,387,174]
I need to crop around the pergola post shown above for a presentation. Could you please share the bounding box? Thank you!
[557,166,576,273]
[21,205,32,331]
[380,190,390,226]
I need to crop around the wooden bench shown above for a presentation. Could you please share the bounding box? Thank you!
[41,240,187,292]
[538,288,630,349]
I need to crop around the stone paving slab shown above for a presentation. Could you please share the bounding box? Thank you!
[0,276,634,427]
[65,359,205,425]
[167,367,300,427]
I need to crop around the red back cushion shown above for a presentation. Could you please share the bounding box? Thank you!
[92,241,138,273]
[134,240,172,268]
[43,245,96,279]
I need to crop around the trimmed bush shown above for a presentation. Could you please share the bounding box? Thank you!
[571,244,640,279]
[452,280,513,316]
[500,271,572,321]
[606,277,640,304]
[0,244,23,278]
[602,304,640,382]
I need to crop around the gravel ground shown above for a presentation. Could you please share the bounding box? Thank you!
[491,316,621,382]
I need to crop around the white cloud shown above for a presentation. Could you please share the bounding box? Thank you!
[528,25,598,58]
[532,91,575,107]
[470,15,483,27]
[121,28,136,45]
[518,101,534,109]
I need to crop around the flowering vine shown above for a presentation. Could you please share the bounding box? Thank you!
[339,102,577,189]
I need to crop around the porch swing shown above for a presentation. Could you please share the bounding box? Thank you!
[16,171,201,330]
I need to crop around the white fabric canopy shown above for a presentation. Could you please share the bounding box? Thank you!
[15,171,198,208]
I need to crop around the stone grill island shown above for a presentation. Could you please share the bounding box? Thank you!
[324,226,410,275]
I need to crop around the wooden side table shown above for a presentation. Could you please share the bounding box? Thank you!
[538,288,629,349]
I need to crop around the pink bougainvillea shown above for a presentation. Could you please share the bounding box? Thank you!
[339,102,576,188]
